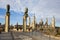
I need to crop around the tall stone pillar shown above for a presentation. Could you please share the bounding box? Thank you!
[23,8,28,32]
[23,16,27,32]
[51,16,55,28]
[50,16,56,35]
[5,5,10,32]
[32,14,36,30]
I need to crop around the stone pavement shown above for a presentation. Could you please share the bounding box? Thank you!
[0,31,59,40]
[0,32,12,40]
[22,31,59,40]
[0,32,33,40]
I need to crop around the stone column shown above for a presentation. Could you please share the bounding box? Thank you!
[32,14,36,30]
[51,16,55,28]
[50,16,56,35]
[5,4,10,32]
[23,16,27,32]
[23,8,28,32]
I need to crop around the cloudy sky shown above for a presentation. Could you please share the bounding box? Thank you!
[0,0,60,26]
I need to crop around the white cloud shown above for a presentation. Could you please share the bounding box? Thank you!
[0,15,5,18]
[0,0,60,26]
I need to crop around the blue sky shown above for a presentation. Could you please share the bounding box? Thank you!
[0,0,60,26]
